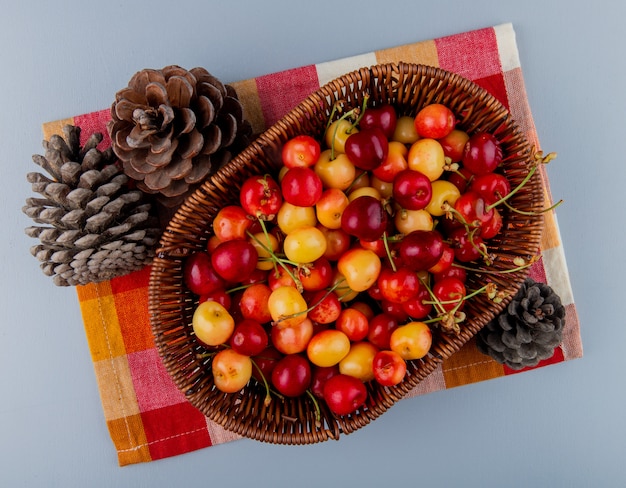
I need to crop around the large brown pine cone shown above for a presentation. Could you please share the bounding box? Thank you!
[107,65,253,208]
[23,125,161,286]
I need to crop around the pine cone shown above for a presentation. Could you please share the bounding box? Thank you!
[107,65,253,208]
[476,278,565,370]
[23,125,161,286]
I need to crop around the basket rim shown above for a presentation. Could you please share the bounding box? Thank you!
[148,62,545,445]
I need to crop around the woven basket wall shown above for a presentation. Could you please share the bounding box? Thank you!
[148,62,545,444]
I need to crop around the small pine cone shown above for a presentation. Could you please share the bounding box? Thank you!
[476,278,566,370]
[107,65,253,208]
[23,125,162,286]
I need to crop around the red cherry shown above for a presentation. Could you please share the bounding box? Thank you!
[323,373,368,416]
[211,239,258,282]
[344,127,389,171]
[469,172,511,205]
[398,230,444,271]
[377,266,420,304]
[280,166,323,207]
[341,195,389,242]
[240,174,283,219]
[183,251,226,296]
[229,319,269,356]
[462,132,502,175]
[359,104,398,139]
[392,169,433,210]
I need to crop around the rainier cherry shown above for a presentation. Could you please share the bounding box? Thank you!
[240,174,283,220]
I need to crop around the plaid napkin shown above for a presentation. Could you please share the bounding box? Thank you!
[43,22,582,466]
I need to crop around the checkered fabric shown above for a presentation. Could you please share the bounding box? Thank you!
[43,23,582,466]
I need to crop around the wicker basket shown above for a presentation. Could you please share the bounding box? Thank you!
[148,62,545,444]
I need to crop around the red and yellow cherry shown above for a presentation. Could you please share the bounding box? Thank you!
[372,350,407,386]
[271,317,314,355]
[239,174,283,220]
[407,138,446,181]
[394,208,433,235]
[281,134,321,168]
[377,266,420,304]
[314,150,356,191]
[276,201,317,234]
[425,179,461,217]
[283,226,327,264]
[317,225,351,261]
[438,128,470,163]
[389,321,432,360]
[307,290,342,324]
[315,188,350,229]
[297,257,333,292]
[323,373,368,416]
[347,185,381,202]
[335,307,370,342]
[338,341,378,382]
[392,115,420,144]
[324,119,357,154]
[267,264,297,290]
[268,285,308,328]
[337,248,382,292]
[248,231,279,271]
[239,282,272,323]
[414,103,456,139]
[372,140,409,182]
[212,348,253,393]
[307,329,351,367]
[192,300,235,346]
[212,205,253,242]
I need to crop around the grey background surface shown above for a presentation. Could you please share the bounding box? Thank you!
[1,1,624,486]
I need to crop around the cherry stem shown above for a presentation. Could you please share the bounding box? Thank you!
[275,278,347,324]
[451,255,537,275]
[486,150,557,213]
[329,94,370,160]
[500,197,564,216]
[247,220,304,292]
[382,232,397,272]
[250,358,273,407]
[305,390,322,426]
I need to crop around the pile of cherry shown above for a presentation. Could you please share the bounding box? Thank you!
[182,101,517,416]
